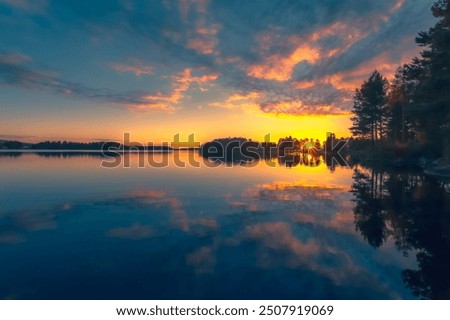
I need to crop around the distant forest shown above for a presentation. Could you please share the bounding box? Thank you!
[0,140,171,151]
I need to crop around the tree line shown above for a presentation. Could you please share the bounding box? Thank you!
[350,0,449,159]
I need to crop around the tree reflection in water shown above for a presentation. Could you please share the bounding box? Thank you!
[351,165,450,299]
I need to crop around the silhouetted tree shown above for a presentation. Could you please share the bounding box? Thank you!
[401,0,450,157]
[387,65,417,143]
[350,70,389,148]
[3,140,23,149]
[30,141,121,150]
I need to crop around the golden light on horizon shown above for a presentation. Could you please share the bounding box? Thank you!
[124,111,352,145]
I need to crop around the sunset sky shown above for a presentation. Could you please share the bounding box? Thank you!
[0,0,436,144]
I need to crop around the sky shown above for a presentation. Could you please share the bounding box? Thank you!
[0,0,437,144]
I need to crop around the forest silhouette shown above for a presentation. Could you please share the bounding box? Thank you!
[350,0,450,162]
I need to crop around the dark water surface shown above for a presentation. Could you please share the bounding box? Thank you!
[0,152,449,299]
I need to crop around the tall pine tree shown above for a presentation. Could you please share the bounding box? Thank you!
[410,0,450,157]
[350,70,389,148]
[387,65,417,143]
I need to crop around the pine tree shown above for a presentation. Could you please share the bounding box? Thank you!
[387,65,417,143]
[411,0,450,156]
[350,70,389,148]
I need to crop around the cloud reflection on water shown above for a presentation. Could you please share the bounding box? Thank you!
[0,173,415,299]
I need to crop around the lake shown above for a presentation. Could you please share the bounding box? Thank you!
[0,151,449,299]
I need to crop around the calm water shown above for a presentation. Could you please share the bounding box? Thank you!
[0,152,449,299]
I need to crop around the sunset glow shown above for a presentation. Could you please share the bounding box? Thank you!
[0,0,436,143]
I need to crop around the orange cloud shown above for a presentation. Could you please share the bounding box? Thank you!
[325,44,419,91]
[245,222,321,268]
[187,24,220,55]
[209,91,261,110]
[246,20,374,82]
[390,0,406,12]
[179,0,220,55]
[293,80,316,90]
[228,201,260,212]
[109,60,153,76]
[126,101,174,112]
[131,68,218,111]
[247,44,320,81]
[310,21,369,52]
[241,181,356,236]
[227,91,261,102]
[131,190,166,199]
[260,100,350,116]
[187,38,216,55]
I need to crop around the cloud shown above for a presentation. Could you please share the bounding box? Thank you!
[141,67,219,110]
[211,81,352,115]
[0,0,48,13]
[0,179,413,297]
[260,100,350,116]
[186,246,216,274]
[308,1,433,79]
[212,0,434,116]
[0,50,219,112]
[178,0,220,55]
[0,202,75,244]
[246,44,321,81]
[391,0,406,12]
[0,0,437,118]
[186,24,220,55]
[107,224,154,240]
[245,222,321,262]
[0,52,173,111]
[0,52,31,64]
[0,134,36,140]
[109,60,153,76]
[126,190,190,231]
[209,91,261,110]
[0,232,25,244]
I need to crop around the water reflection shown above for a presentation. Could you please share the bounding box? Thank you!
[0,153,448,299]
[0,152,23,158]
[351,165,450,299]
[278,154,322,168]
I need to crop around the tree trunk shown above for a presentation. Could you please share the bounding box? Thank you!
[401,101,406,143]
[371,122,375,151]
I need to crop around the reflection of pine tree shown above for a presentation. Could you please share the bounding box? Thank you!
[384,172,421,253]
[397,176,450,299]
[351,165,450,299]
[351,166,388,248]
